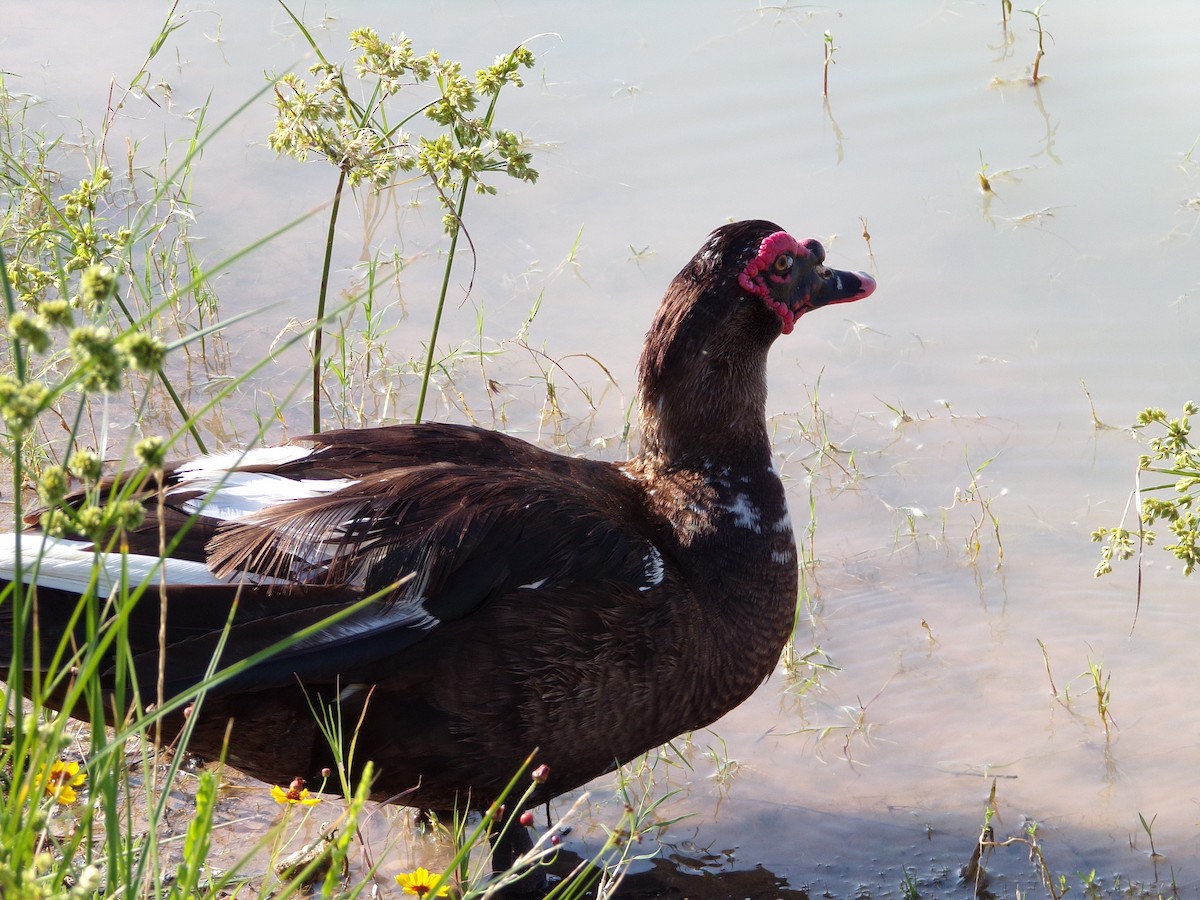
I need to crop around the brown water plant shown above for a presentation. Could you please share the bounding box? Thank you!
[1022,3,1051,85]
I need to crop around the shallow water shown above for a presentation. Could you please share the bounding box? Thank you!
[6,0,1200,895]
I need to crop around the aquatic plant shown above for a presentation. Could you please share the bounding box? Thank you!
[1022,3,1051,85]
[1093,402,1200,581]
[977,150,996,195]
[822,30,837,96]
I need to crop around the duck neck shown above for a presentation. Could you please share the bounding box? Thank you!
[636,338,773,474]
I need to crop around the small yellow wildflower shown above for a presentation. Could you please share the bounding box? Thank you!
[395,867,450,898]
[41,760,86,805]
[270,776,321,806]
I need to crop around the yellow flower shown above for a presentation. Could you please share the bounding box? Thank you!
[41,760,86,805]
[395,867,450,898]
[271,787,321,806]
[270,780,321,806]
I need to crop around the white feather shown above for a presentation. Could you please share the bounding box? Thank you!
[641,545,665,591]
[175,445,316,477]
[0,534,227,597]
[174,471,359,522]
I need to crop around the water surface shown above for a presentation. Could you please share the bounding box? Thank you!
[5,1,1200,895]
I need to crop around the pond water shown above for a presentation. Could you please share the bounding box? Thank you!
[6,0,1200,896]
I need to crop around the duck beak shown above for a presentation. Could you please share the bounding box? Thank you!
[804,266,876,311]
[775,264,876,336]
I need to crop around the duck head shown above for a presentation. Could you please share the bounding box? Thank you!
[637,220,876,466]
[733,226,876,335]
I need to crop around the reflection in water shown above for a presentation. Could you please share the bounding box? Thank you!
[1029,85,1061,166]
[822,96,846,165]
[549,850,812,900]
[989,14,1016,64]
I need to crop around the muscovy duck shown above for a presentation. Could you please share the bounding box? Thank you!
[1,219,874,834]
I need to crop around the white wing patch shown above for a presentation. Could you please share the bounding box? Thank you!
[0,534,250,597]
[0,536,444,658]
[175,444,316,477]
[174,470,359,523]
[641,544,665,591]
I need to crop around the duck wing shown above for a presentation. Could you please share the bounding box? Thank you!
[171,458,668,694]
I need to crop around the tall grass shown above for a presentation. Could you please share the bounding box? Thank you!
[0,9,653,899]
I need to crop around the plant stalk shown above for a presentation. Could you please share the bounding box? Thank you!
[312,167,347,434]
[413,180,470,425]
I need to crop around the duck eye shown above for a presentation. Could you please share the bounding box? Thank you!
[772,253,794,274]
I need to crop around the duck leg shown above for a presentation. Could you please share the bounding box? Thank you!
[490,815,547,894]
